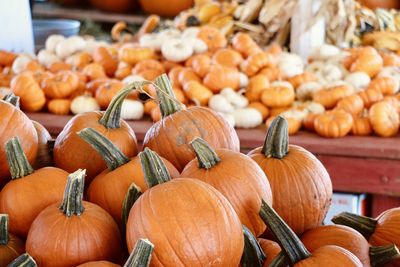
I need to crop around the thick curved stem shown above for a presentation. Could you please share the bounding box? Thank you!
[5,137,34,179]
[269,251,290,267]
[99,83,139,129]
[122,183,142,229]
[240,225,266,267]
[332,212,377,240]
[154,74,182,118]
[190,137,221,169]
[0,214,8,245]
[78,128,130,170]
[124,239,154,267]
[3,93,20,108]
[59,169,86,217]
[259,199,311,265]
[261,116,289,159]
[370,245,400,267]
[8,253,37,267]
[139,148,171,188]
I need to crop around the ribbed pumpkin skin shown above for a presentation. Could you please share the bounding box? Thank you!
[0,102,38,183]
[26,202,122,267]
[126,178,244,267]
[258,238,281,267]
[370,208,400,247]
[87,156,180,225]
[248,145,332,235]
[296,246,363,267]
[54,112,138,184]
[181,149,273,237]
[32,120,53,169]
[77,261,120,267]
[143,107,240,171]
[0,167,68,238]
[0,233,25,266]
[301,225,370,267]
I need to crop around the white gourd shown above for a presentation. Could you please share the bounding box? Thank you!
[158,29,182,40]
[220,88,248,108]
[278,53,304,78]
[233,108,263,128]
[309,44,341,61]
[161,39,193,62]
[122,75,145,85]
[239,72,249,88]
[182,27,200,39]
[70,95,100,114]
[296,82,322,101]
[378,67,400,93]
[139,33,164,51]
[37,49,61,68]
[12,55,32,74]
[345,72,371,92]
[209,94,235,113]
[45,35,65,53]
[121,99,144,120]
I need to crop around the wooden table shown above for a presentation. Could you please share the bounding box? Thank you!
[28,112,400,217]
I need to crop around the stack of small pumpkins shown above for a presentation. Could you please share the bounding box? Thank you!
[0,74,399,266]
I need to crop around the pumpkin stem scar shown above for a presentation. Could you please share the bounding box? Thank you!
[259,199,311,264]
[59,169,86,217]
[124,238,154,267]
[332,212,377,240]
[7,253,37,267]
[140,148,171,188]
[370,244,400,267]
[78,127,130,170]
[190,137,221,169]
[262,116,289,159]
[121,182,142,231]
[5,137,34,179]
[0,214,9,245]
[154,74,184,118]
[240,225,266,267]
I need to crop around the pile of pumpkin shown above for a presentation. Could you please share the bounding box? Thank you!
[1,22,400,137]
[1,74,400,266]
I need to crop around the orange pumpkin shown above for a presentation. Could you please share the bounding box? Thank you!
[48,62,72,73]
[313,84,354,109]
[336,94,364,116]
[358,88,384,108]
[31,120,53,169]
[212,48,243,68]
[369,101,399,137]
[0,50,17,66]
[259,67,281,82]
[32,70,53,84]
[287,72,317,89]
[168,66,185,88]
[303,113,318,132]
[77,261,120,267]
[197,26,228,52]
[66,52,93,70]
[368,76,398,96]
[183,81,213,106]
[118,44,156,65]
[248,102,269,120]
[258,238,281,267]
[0,67,13,87]
[0,214,25,266]
[90,0,134,12]
[139,0,194,17]
[150,106,162,122]
[132,59,165,75]
[345,47,383,77]
[314,110,354,138]
[203,66,241,93]
[173,87,188,104]
[381,52,400,67]
[261,82,295,108]
[93,46,118,77]
[178,68,202,86]
[241,52,276,76]
[41,71,79,99]
[47,99,71,115]
[82,63,107,81]
[114,62,132,80]
[137,69,163,81]
[144,100,157,115]
[351,111,373,136]
[95,80,124,110]
[10,72,46,112]
[246,74,270,102]
[181,137,273,237]
[188,54,211,78]
[162,60,182,72]
[232,32,262,58]
[249,117,332,235]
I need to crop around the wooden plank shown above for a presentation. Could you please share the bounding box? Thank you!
[33,2,147,24]
[317,155,400,196]
[371,195,400,217]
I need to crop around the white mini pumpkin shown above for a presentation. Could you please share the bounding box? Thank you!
[209,94,235,113]
[37,49,61,68]
[70,95,100,114]
[161,39,194,62]
[182,27,200,39]
[239,72,249,88]
[122,75,145,85]
[378,67,400,93]
[296,82,323,101]
[12,55,33,74]
[45,35,65,53]
[220,88,248,108]
[278,53,304,78]
[233,108,263,128]
[139,33,164,51]
[309,44,341,61]
[121,99,144,120]
[345,72,371,92]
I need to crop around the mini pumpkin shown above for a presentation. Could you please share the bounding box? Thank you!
[367,76,398,96]
[246,74,270,102]
[93,46,118,77]
[118,44,156,65]
[82,63,107,81]
[10,72,46,112]
[287,72,317,89]
[41,70,79,99]
[95,80,124,110]
[178,68,202,86]
[241,52,276,76]
[351,110,373,136]
[183,80,213,106]
[336,94,364,116]
[197,26,227,52]
[261,81,295,108]
[114,61,132,80]
[70,95,100,115]
[212,48,243,68]
[132,59,165,75]
[47,99,71,115]
[0,51,17,67]
[232,32,262,57]
[259,67,281,82]
[203,66,241,92]
[314,109,354,138]
[188,54,211,78]
[369,101,399,137]
[248,102,269,120]
[345,47,383,77]
[358,88,384,108]
[313,84,354,109]
[48,62,72,73]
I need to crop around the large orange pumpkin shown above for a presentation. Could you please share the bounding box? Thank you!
[126,148,244,266]
[89,0,135,13]
[53,85,138,184]
[360,0,400,9]
[0,214,25,266]
[79,127,179,226]
[0,101,38,184]
[260,200,363,266]
[248,116,332,235]
[26,169,123,266]
[32,120,53,169]
[143,74,239,171]
[258,238,281,266]
[139,0,193,17]
[181,137,273,237]
[0,137,67,238]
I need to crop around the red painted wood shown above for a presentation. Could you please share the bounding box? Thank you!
[371,195,400,217]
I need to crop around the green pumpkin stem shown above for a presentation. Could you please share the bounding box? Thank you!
[8,253,37,267]
[124,238,154,267]
[3,93,20,108]
[331,212,377,240]
[0,214,8,245]
[261,116,289,159]
[269,251,290,267]
[59,169,86,217]
[259,199,311,264]
[370,244,400,267]
[240,225,266,267]
[5,137,34,179]
[99,82,142,129]
[154,74,182,118]
[78,128,130,171]
[140,148,171,188]
[190,137,221,169]
[122,183,142,228]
